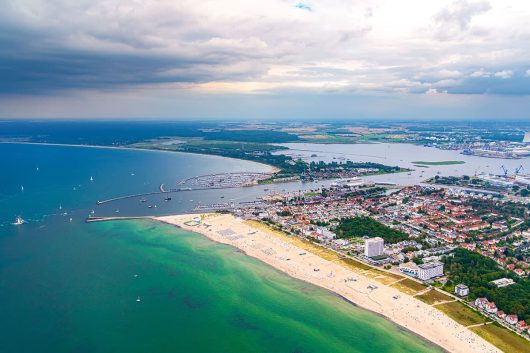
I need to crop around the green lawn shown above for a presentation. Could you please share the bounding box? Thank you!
[415,289,454,305]
[435,301,486,326]
[471,323,530,353]
[391,278,427,294]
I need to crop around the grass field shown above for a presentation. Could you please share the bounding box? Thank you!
[436,301,486,326]
[391,278,427,295]
[415,289,454,305]
[470,323,530,353]
[412,160,465,166]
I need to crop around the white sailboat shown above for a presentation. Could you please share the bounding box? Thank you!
[13,216,25,225]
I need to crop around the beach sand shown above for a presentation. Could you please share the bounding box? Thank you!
[155,213,500,353]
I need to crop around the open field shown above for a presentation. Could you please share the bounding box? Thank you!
[436,301,486,327]
[470,323,530,353]
[391,278,427,295]
[416,289,454,305]
[412,160,466,166]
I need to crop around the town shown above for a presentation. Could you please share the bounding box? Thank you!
[234,177,530,339]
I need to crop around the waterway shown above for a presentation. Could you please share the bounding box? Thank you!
[276,142,530,185]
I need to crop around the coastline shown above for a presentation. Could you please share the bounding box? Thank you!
[0,141,281,174]
[154,213,501,353]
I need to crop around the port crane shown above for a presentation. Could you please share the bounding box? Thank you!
[500,165,509,177]
[515,165,524,176]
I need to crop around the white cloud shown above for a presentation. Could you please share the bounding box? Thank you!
[1,0,530,96]
[470,69,491,77]
[494,70,513,79]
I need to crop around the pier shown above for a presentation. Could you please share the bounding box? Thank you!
[85,216,154,223]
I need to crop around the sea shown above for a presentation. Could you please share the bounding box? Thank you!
[0,143,442,353]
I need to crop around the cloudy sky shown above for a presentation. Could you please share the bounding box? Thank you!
[1,0,530,119]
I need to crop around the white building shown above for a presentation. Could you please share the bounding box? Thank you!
[417,261,444,281]
[454,284,469,297]
[399,262,419,277]
[364,237,384,257]
[490,278,515,288]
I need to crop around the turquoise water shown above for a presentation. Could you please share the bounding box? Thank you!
[0,143,441,353]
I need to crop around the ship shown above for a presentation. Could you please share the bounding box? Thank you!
[13,216,25,225]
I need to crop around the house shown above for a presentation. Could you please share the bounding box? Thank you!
[474,297,488,308]
[505,315,518,326]
[497,310,506,319]
[514,268,525,276]
[516,320,527,331]
[485,302,497,314]
[454,284,469,297]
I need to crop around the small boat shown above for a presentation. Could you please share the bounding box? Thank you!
[164,197,172,201]
[13,216,25,225]
[136,296,141,302]
[220,196,225,199]
[140,199,147,203]
[148,205,153,208]
[115,209,120,213]
[90,209,95,215]
[21,185,24,192]
[90,176,94,182]
[59,204,62,210]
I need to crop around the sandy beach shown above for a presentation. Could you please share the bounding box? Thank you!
[155,213,501,353]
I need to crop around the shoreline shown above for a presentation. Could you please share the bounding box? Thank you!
[152,213,500,353]
[0,141,281,174]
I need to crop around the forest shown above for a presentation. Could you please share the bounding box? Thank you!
[443,249,530,321]
[335,216,409,243]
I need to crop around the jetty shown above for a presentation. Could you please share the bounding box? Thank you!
[85,216,153,223]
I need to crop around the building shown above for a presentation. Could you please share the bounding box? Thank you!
[417,261,444,281]
[399,262,419,277]
[475,297,488,308]
[490,278,515,288]
[486,302,498,314]
[364,237,384,257]
[505,315,518,326]
[454,284,469,297]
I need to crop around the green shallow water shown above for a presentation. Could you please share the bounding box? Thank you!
[1,218,441,353]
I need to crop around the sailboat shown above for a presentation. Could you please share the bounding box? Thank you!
[13,216,25,225]
[90,176,94,182]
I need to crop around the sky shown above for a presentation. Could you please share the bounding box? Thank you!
[1,0,530,120]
